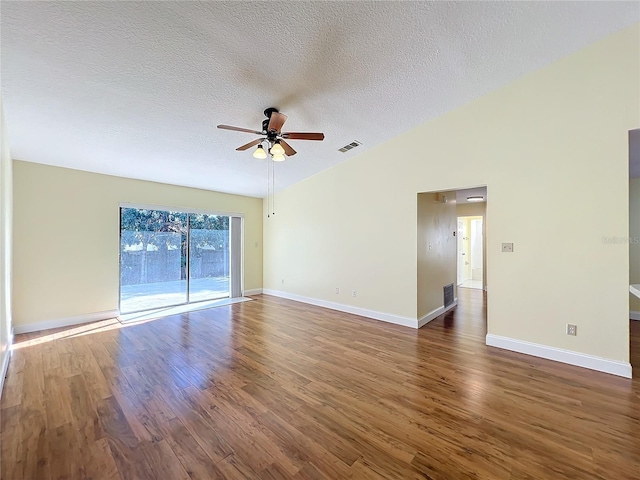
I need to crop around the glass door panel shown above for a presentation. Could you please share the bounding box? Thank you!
[120,208,188,314]
[188,214,230,302]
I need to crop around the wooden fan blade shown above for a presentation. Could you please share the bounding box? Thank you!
[280,140,297,156]
[236,138,264,151]
[218,125,263,135]
[267,112,287,133]
[281,132,325,141]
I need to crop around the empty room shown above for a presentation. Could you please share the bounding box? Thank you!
[1,2,639,479]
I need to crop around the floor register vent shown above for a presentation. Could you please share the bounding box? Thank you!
[444,283,454,308]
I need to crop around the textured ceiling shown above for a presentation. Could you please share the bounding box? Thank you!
[455,187,487,205]
[2,1,639,197]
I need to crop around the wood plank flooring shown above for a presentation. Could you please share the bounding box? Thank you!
[2,289,640,479]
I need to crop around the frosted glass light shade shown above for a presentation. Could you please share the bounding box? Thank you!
[253,145,267,159]
[270,142,285,155]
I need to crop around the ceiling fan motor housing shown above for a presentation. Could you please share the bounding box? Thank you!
[263,107,279,118]
[262,107,279,136]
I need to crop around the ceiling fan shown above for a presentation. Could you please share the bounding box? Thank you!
[217,107,324,161]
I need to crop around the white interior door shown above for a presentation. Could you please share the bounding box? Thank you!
[470,218,483,281]
[457,219,466,285]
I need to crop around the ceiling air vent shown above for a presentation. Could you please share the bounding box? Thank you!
[338,140,362,153]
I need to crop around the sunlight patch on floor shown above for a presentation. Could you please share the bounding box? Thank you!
[12,297,253,349]
[118,297,252,324]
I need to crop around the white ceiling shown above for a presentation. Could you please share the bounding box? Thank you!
[2,2,639,197]
[455,187,487,205]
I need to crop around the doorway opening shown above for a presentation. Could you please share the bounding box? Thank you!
[416,185,487,332]
[119,206,243,315]
[457,215,483,289]
[628,128,640,373]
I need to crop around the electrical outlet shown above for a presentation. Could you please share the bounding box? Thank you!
[502,243,514,253]
[352,290,357,297]
[335,287,340,294]
[567,324,577,336]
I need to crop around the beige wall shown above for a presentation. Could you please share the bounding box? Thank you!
[631,178,640,313]
[12,161,263,326]
[264,24,640,363]
[417,193,456,319]
[1,97,13,392]
[456,202,486,217]
[456,202,487,288]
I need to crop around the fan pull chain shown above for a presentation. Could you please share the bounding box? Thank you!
[269,151,272,217]
[267,148,271,218]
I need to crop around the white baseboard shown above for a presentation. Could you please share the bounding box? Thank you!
[263,289,418,328]
[486,334,632,379]
[0,328,13,399]
[244,288,263,296]
[13,309,120,335]
[418,300,457,328]
[630,311,640,321]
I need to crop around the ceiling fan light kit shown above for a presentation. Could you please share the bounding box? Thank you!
[252,144,267,159]
[270,141,285,156]
[217,107,325,162]
[218,107,326,218]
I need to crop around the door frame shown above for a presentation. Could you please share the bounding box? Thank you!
[118,202,244,314]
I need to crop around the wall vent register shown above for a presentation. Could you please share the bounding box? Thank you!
[443,283,455,308]
[339,140,362,152]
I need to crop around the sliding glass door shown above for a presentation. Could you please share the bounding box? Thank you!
[119,207,238,315]
[188,214,229,303]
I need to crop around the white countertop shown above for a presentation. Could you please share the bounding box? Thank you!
[631,284,640,299]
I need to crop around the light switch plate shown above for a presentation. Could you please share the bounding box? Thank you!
[502,243,514,253]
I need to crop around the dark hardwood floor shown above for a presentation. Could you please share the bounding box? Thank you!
[2,289,639,479]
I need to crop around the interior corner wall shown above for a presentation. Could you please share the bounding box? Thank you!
[0,96,14,392]
[264,23,640,364]
[417,193,456,319]
[631,178,640,313]
[456,202,487,288]
[12,161,263,328]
